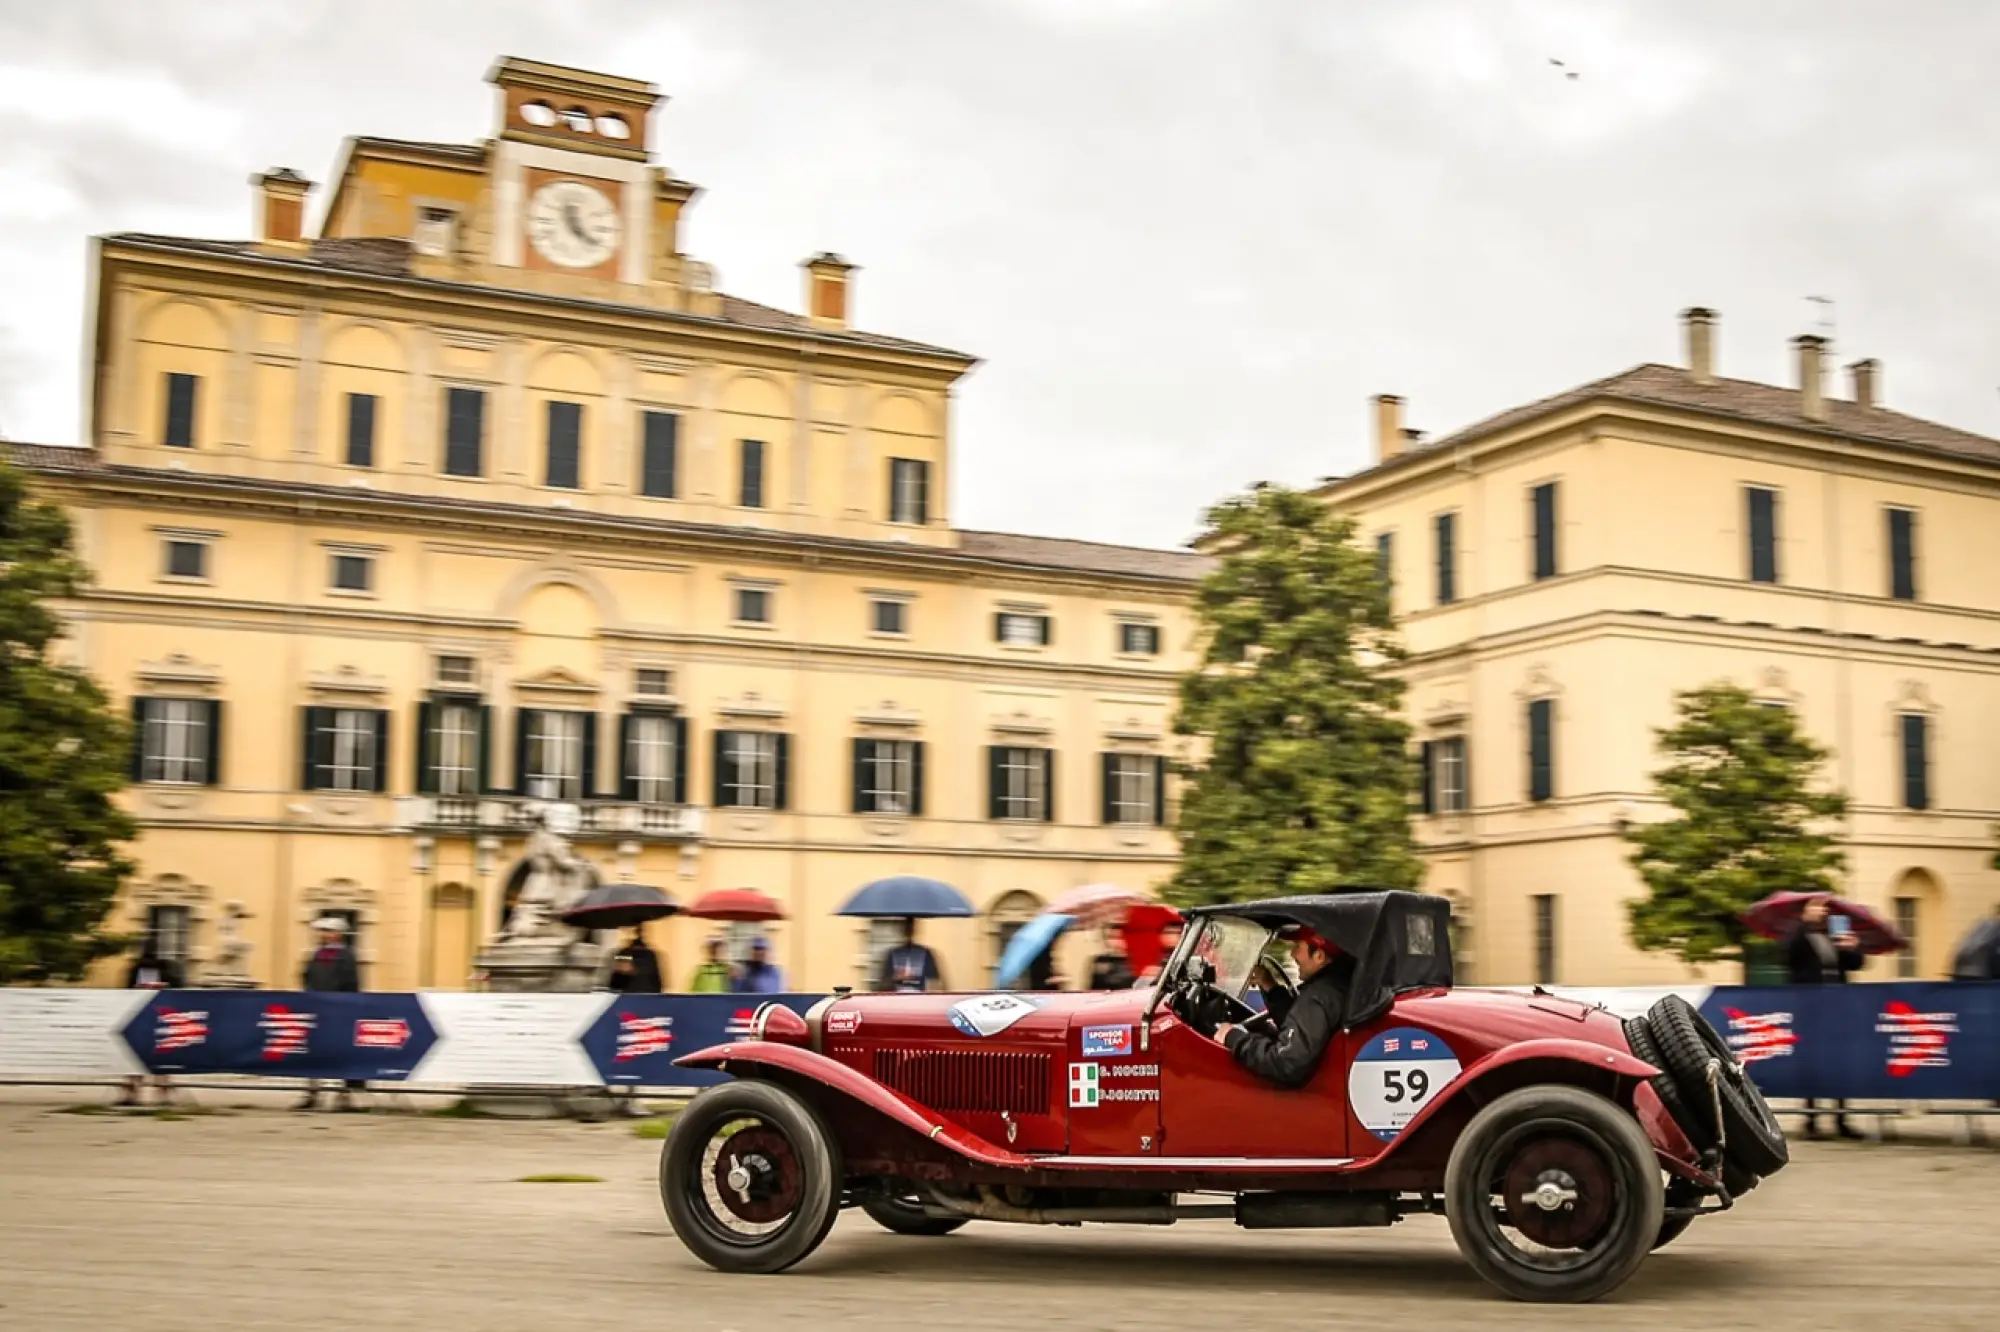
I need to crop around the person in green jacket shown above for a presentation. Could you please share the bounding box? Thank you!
[688,934,732,993]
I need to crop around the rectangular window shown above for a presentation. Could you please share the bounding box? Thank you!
[522,710,588,801]
[1746,486,1779,584]
[1101,752,1165,826]
[989,746,1053,821]
[1375,531,1394,594]
[854,739,921,815]
[1887,507,1917,601]
[871,599,908,636]
[739,438,766,508]
[304,707,385,793]
[146,905,192,966]
[1533,895,1557,985]
[345,393,377,468]
[138,698,217,785]
[435,655,476,687]
[444,386,486,478]
[163,373,198,448]
[545,400,582,489]
[995,611,1051,647]
[1433,735,1468,814]
[1894,895,1919,980]
[1118,622,1161,656]
[1527,699,1554,803]
[1900,712,1930,811]
[888,458,930,525]
[1531,481,1558,581]
[734,587,772,624]
[640,410,679,499]
[626,713,682,804]
[1435,511,1458,605]
[432,702,482,797]
[163,539,208,580]
[716,730,784,810]
[634,668,673,698]
[330,553,373,593]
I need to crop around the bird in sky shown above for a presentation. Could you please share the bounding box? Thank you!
[1549,57,1580,80]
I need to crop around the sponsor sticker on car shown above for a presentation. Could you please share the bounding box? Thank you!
[1080,1024,1133,1058]
[1068,1061,1160,1107]
[948,994,1041,1038]
[825,1009,862,1036]
[1348,1025,1461,1142]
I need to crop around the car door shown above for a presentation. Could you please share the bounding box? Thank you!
[1150,1008,1353,1162]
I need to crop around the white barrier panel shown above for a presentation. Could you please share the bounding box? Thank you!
[0,990,149,1076]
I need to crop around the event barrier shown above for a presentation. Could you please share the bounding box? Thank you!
[1,982,1995,1098]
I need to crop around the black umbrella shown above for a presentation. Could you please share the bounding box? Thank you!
[559,882,680,930]
[1950,915,2000,981]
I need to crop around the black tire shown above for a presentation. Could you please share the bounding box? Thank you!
[1645,995,1789,1179]
[1625,1015,1759,1197]
[660,1079,843,1274]
[861,1188,969,1237]
[1444,1085,1665,1304]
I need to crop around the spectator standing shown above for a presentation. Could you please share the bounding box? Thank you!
[688,935,732,992]
[297,916,364,1113]
[730,937,786,994]
[1088,935,1135,991]
[876,917,941,993]
[118,943,184,1107]
[608,927,664,995]
[1784,895,1864,1140]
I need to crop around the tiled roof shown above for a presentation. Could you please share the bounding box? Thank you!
[1381,362,2000,475]
[3,443,1203,585]
[958,530,1213,581]
[100,233,975,362]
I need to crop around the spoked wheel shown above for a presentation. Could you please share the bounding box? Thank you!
[1445,1086,1664,1303]
[660,1080,842,1273]
[861,1185,969,1237]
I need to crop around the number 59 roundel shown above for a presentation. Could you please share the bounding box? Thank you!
[1347,1026,1464,1143]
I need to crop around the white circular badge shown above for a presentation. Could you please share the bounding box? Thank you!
[1347,1026,1462,1142]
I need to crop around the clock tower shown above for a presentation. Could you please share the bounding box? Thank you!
[485,57,663,286]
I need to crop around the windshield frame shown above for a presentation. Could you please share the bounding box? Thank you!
[1140,912,1280,1026]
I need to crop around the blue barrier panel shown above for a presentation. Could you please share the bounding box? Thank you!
[1698,986,1819,1100]
[1700,981,2000,1102]
[579,993,822,1088]
[122,991,438,1080]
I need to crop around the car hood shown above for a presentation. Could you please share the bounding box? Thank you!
[813,988,1153,1049]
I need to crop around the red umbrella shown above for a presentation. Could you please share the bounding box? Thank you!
[1120,903,1185,978]
[1048,883,1149,929]
[685,889,787,922]
[1740,892,1906,955]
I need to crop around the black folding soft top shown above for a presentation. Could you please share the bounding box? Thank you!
[1184,890,1455,1028]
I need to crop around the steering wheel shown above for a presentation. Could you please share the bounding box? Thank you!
[1171,956,1257,1037]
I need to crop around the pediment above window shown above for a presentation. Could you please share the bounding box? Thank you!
[135,653,223,692]
[514,666,599,697]
[307,664,389,697]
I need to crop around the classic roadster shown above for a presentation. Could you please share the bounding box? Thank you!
[659,891,1787,1303]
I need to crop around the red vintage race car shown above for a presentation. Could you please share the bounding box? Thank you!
[659,891,1788,1303]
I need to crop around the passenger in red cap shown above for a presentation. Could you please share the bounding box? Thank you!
[1214,924,1353,1088]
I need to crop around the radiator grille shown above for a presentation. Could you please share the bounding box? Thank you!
[872,1048,1050,1115]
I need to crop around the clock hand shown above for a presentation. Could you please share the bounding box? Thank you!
[564,202,589,242]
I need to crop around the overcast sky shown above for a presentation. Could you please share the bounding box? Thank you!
[2,1,1996,550]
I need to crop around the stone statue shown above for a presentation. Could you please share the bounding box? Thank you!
[497,807,595,943]
[203,900,257,988]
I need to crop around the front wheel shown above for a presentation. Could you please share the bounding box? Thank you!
[861,1187,969,1237]
[1444,1085,1665,1303]
[660,1079,842,1273]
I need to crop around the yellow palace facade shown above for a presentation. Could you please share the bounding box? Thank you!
[18,58,1205,993]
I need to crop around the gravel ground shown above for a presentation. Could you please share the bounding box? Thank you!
[2,1086,1996,1332]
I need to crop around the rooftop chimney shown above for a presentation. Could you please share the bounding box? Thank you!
[252,168,312,249]
[803,252,856,329]
[1373,394,1405,463]
[1794,334,1828,422]
[1682,307,1716,384]
[1849,358,1880,410]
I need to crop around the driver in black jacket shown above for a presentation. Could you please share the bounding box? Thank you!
[1214,928,1353,1088]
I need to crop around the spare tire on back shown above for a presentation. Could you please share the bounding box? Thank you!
[1644,994,1789,1180]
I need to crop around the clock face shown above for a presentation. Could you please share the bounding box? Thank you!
[526,180,621,269]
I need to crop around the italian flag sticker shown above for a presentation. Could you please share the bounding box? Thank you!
[1068,1062,1101,1108]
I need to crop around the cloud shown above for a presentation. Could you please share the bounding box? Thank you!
[1,0,1997,550]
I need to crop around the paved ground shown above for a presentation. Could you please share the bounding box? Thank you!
[2,1087,1996,1332]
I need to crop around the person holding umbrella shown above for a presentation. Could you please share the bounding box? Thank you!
[1783,894,1864,1140]
[877,917,941,993]
[607,926,664,995]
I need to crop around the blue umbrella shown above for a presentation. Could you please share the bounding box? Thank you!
[994,912,1073,987]
[837,875,976,919]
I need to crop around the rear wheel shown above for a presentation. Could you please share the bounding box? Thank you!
[1444,1085,1664,1303]
[861,1187,968,1237]
[660,1080,842,1273]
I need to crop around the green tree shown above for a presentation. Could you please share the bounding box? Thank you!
[1167,484,1422,905]
[1624,682,1847,967]
[0,455,136,983]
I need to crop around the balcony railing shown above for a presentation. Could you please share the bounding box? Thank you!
[390,795,706,841]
